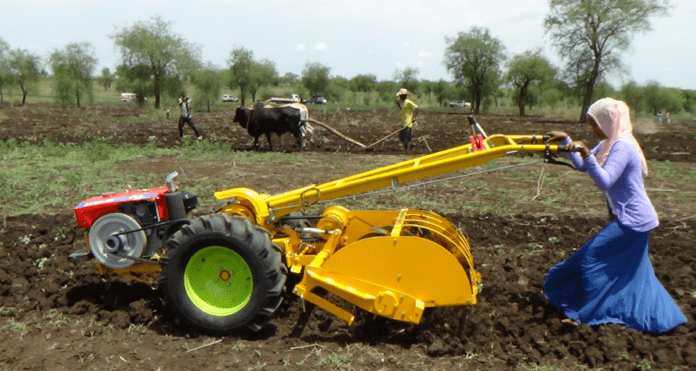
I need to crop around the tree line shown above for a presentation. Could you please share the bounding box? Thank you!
[0,1,692,121]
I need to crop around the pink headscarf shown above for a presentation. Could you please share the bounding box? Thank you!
[587,98,649,176]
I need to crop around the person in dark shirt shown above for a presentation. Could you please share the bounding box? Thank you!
[177,92,202,140]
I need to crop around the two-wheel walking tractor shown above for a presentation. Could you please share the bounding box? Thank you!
[70,117,578,336]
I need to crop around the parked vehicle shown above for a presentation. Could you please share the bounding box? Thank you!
[449,100,471,109]
[120,93,136,103]
[268,94,301,104]
[221,94,239,102]
[303,95,327,105]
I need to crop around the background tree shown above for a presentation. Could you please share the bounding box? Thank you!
[444,26,506,114]
[375,80,398,104]
[279,72,299,87]
[544,0,670,122]
[619,80,645,115]
[7,48,42,105]
[537,82,565,110]
[420,80,434,98]
[642,81,683,115]
[432,79,453,106]
[98,67,114,91]
[393,67,420,95]
[506,49,557,115]
[49,42,97,107]
[248,59,277,102]
[0,38,10,102]
[592,81,618,102]
[326,76,350,104]
[115,64,152,105]
[191,63,221,112]
[349,74,377,93]
[111,16,201,109]
[227,47,254,106]
[681,91,696,113]
[160,74,186,102]
[483,74,505,110]
[302,62,331,96]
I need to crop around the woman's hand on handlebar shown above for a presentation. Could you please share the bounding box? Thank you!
[546,131,569,142]
[569,141,592,158]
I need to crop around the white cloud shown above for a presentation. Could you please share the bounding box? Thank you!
[314,42,328,51]
[295,44,307,51]
[402,42,410,48]
[417,51,433,59]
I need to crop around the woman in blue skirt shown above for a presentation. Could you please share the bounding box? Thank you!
[544,97,687,333]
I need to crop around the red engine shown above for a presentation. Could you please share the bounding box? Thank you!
[74,185,171,228]
[71,172,198,269]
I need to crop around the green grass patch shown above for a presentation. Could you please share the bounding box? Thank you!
[649,161,696,183]
[5,318,28,339]
[0,138,303,217]
[1,137,693,222]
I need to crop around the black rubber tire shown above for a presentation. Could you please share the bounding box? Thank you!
[160,214,286,336]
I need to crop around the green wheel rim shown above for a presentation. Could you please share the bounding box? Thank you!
[184,245,254,316]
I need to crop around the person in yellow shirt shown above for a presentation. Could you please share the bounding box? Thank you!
[395,88,418,152]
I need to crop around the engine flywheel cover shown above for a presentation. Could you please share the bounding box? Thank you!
[88,213,147,269]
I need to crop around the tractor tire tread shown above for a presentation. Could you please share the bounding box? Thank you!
[160,213,286,336]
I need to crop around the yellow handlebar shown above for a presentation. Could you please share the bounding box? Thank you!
[215,133,574,224]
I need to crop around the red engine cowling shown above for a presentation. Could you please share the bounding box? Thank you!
[74,186,171,228]
[71,172,197,269]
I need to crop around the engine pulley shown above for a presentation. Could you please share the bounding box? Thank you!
[88,213,147,269]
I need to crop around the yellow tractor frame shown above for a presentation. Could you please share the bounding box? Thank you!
[209,131,572,325]
[85,116,576,328]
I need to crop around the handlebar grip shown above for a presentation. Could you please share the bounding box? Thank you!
[557,143,583,152]
[466,115,477,126]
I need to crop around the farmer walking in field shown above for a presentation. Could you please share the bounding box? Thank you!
[177,92,202,140]
[395,88,418,152]
[543,97,686,333]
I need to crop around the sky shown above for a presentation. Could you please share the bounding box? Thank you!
[2,0,695,90]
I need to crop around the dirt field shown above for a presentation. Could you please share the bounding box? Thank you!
[0,102,695,370]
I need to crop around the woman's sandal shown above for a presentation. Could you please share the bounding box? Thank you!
[561,318,579,326]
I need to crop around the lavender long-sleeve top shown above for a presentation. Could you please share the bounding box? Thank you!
[562,137,658,232]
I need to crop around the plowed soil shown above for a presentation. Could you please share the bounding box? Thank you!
[0,102,695,371]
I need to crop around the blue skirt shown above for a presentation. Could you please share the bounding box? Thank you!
[543,220,687,333]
